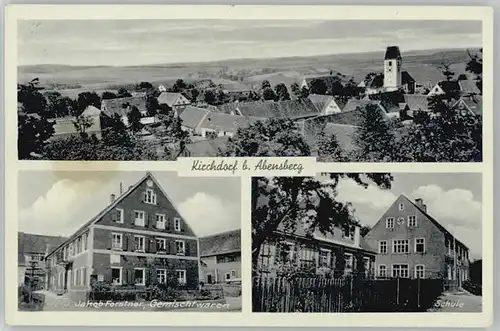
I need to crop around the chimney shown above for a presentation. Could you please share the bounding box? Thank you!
[415,198,427,212]
[120,182,123,195]
[354,226,361,247]
[128,185,133,191]
[110,194,116,203]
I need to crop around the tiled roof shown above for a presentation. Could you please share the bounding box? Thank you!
[199,112,265,133]
[101,96,146,117]
[343,99,382,113]
[157,92,188,107]
[366,74,384,89]
[199,229,241,257]
[81,105,102,117]
[452,96,482,116]
[308,94,337,112]
[403,94,429,111]
[384,46,401,60]
[401,71,415,84]
[459,80,481,95]
[183,136,230,157]
[179,106,209,129]
[218,99,319,119]
[18,232,67,264]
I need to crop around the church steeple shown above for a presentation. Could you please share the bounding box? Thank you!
[383,46,402,91]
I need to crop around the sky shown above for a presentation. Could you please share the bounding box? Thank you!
[18,171,241,238]
[18,20,482,66]
[328,173,483,260]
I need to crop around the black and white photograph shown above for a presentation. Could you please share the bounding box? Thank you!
[18,20,483,162]
[18,171,242,312]
[252,173,482,312]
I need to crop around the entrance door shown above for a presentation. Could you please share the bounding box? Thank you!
[207,274,213,284]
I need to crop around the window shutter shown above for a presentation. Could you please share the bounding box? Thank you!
[150,238,157,253]
[145,213,149,227]
[165,218,170,230]
[111,210,117,222]
[107,232,112,250]
[180,220,184,232]
[130,210,135,225]
[128,269,134,285]
[150,269,157,285]
[166,240,171,254]
[170,241,176,255]
[122,269,128,285]
[185,242,190,256]
[152,215,157,229]
[123,234,128,251]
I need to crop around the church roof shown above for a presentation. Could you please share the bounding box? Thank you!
[401,71,415,84]
[384,46,402,60]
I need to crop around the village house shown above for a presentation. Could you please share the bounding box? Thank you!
[50,105,104,139]
[364,195,470,285]
[101,96,156,126]
[451,95,483,116]
[197,112,265,139]
[44,172,200,301]
[307,94,346,114]
[217,99,319,120]
[178,106,210,135]
[428,80,481,97]
[157,92,191,111]
[18,232,66,290]
[199,229,241,284]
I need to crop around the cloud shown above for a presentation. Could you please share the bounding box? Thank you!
[19,179,105,236]
[411,185,482,228]
[335,178,397,211]
[177,192,240,237]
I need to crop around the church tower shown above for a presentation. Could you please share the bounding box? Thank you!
[383,46,402,91]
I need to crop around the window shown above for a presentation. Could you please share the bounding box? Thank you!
[386,217,395,228]
[116,208,124,223]
[378,265,387,278]
[406,215,417,227]
[231,269,236,278]
[134,268,145,285]
[217,254,241,263]
[260,243,272,267]
[112,233,123,250]
[343,226,355,240]
[175,240,185,255]
[134,210,145,227]
[379,241,387,254]
[112,267,122,285]
[157,269,166,284]
[392,264,409,278]
[344,253,353,273]
[156,214,166,229]
[225,272,231,280]
[174,218,181,232]
[177,269,187,285]
[134,236,145,252]
[279,242,294,263]
[69,243,74,256]
[83,233,88,251]
[392,239,409,254]
[76,237,82,254]
[110,254,121,264]
[415,265,425,278]
[145,189,157,205]
[398,203,404,211]
[319,249,331,267]
[156,238,167,252]
[415,238,425,253]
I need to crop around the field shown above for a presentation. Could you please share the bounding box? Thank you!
[18,48,474,97]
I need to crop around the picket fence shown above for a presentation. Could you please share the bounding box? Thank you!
[253,276,444,312]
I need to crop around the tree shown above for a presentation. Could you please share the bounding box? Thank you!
[439,63,455,82]
[17,78,47,115]
[72,115,94,136]
[316,130,348,162]
[360,225,371,237]
[466,48,483,94]
[117,88,132,98]
[309,79,328,95]
[137,82,153,90]
[145,95,160,117]
[158,103,173,115]
[261,80,271,90]
[101,91,118,100]
[219,118,310,157]
[190,88,200,103]
[274,83,290,101]
[18,113,55,159]
[251,173,393,268]
[290,82,300,97]
[77,92,101,114]
[172,79,187,92]
[262,87,277,101]
[44,92,77,118]
[204,90,216,105]
[127,106,144,133]
[101,113,131,147]
[353,104,397,162]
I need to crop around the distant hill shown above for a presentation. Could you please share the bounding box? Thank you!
[18,48,476,94]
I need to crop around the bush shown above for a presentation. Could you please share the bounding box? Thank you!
[462,280,482,296]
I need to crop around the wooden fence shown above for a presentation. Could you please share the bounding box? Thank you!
[253,277,444,313]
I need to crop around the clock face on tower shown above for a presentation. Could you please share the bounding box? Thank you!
[146,179,153,187]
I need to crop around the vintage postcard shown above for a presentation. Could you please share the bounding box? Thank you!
[4,4,493,328]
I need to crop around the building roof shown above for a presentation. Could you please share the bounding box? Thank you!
[401,71,415,84]
[307,94,345,112]
[101,96,146,117]
[452,95,483,116]
[199,229,241,257]
[402,195,469,250]
[179,106,209,129]
[343,99,383,113]
[458,80,481,95]
[157,92,189,107]
[199,112,265,133]
[437,81,461,94]
[384,46,402,60]
[18,232,67,265]
[218,99,319,119]
[403,94,429,111]
[81,105,102,117]
[366,74,384,89]
[183,136,230,157]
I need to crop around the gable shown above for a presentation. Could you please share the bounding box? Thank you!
[95,173,197,237]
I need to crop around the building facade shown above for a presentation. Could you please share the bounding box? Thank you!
[257,225,377,278]
[45,172,200,300]
[364,195,470,285]
[199,229,241,284]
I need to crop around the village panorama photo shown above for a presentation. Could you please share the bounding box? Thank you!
[18,171,242,312]
[252,173,483,313]
[17,20,482,162]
